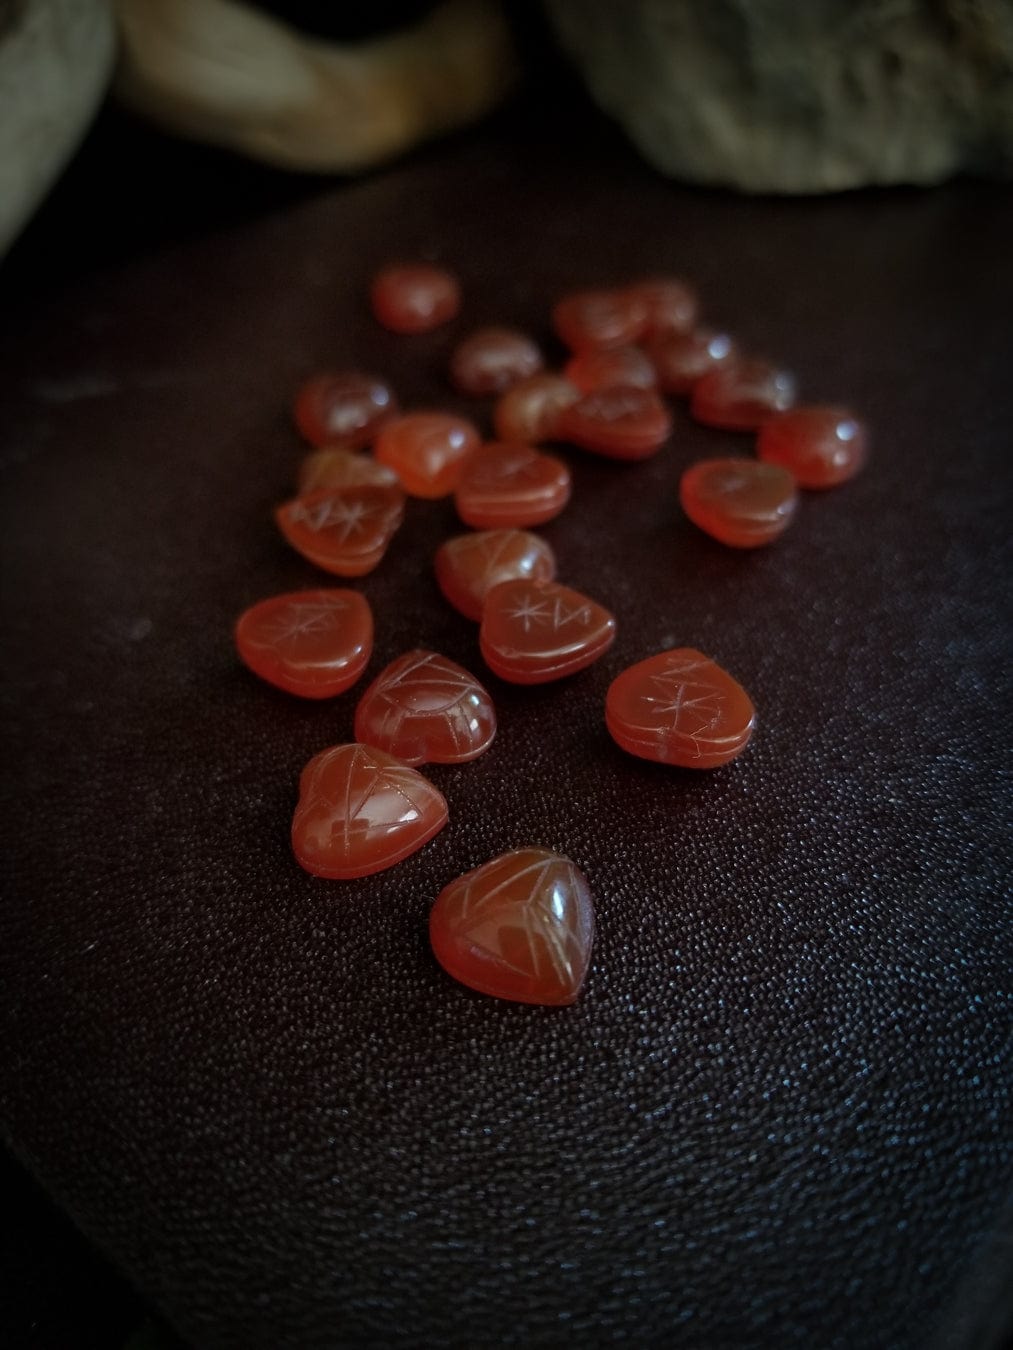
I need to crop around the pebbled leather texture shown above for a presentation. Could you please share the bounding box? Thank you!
[1,102,1011,1349]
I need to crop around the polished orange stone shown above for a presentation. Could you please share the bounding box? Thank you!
[690,359,796,430]
[454,442,571,529]
[757,405,868,488]
[552,288,648,353]
[275,483,405,575]
[449,327,544,396]
[429,847,594,1005]
[434,529,557,621]
[564,345,656,393]
[293,372,397,448]
[370,262,460,333]
[292,743,448,879]
[297,446,400,495]
[480,578,616,684]
[606,648,755,769]
[558,385,671,460]
[647,329,738,395]
[680,458,798,548]
[626,276,698,340]
[354,649,496,765]
[373,412,480,498]
[235,589,372,699]
[492,373,580,444]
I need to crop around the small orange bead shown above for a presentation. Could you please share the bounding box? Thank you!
[454,442,571,529]
[492,373,580,444]
[235,589,373,699]
[480,578,616,684]
[626,276,698,340]
[297,446,400,494]
[434,529,557,622]
[647,329,738,395]
[370,262,460,333]
[552,288,648,353]
[275,483,405,575]
[354,649,496,766]
[430,847,595,1005]
[690,360,796,431]
[564,345,657,393]
[606,648,755,768]
[449,327,544,396]
[757,405,868,488]
[293,372,397,448]
[373,412,480,497]
[558,385,671,460]
[680,458,797,548]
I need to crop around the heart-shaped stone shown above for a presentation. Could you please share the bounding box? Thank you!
[558,384,671,459]
[430,847,595,1005]
[480,578,616,684]
[454,442,571,529]
[434,529,557,622]
[606,648,755,769]
[275,483,405,577]
[689,359,796,431]
[292,743,448,879]
[235,589,373,699]
[354,650,496,766]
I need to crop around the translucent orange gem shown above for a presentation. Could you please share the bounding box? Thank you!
[354,649,496,766]
[235,589,372,699]
[757,405,868,488]
[373,412,480,498]
[454,442,571,529]
[626,276,698,340]
[297,446,400,495]
[429,847,595,1005]
[275,483,405,576]
[492,373,580,444]
[690,359,796,431]
[647,329,738,395]
[370,262,460,333]
[449,327,544,396]
[564,345,656,393]
[292,743,448,879]
[680,458,797,548]
[293,372,397,448]
[558,385,671,460]
[552,288,648,353]
[480,578,616,684]
[606,648,755,769]
[434,529,557,622]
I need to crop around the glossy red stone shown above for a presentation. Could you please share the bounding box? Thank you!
[564,345,657,393]
[297,446,400,494]
[626,276,699,340]
[373,412,480,498]
[434,529,557,622]
[449,327,544,396]
[275,483,405,575]
[235,589,373,699]
[292,743,448,879]
[293,372,397,448]
[680,458,798,548]
[492,373,580,444]
[558,385,671,460]
[757,405,868,488]
[647,329,738,395]
[354,649,496,765]
[480,578,616,684]
[430,847,595,1005]
[454,442,571,529]
[370,262,460,333]
[552,288,648,353]
[606,648,755,769]
[690,359,796,431]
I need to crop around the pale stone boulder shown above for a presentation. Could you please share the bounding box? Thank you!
[0,0,116,253]
[545,0,1013,191]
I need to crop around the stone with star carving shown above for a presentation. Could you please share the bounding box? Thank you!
[479,578,616,684]
[275,483,405,576]
[235,589,373,698]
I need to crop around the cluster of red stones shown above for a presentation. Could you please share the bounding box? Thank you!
[234,260,868,1007]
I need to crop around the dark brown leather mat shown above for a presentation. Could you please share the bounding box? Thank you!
[2,96,1011,1350]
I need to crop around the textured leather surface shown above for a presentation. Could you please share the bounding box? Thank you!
[1,105,1011,1350]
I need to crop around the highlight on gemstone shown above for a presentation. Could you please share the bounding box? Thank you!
[370,262,461,333]
[373,412,480,498]
[354,649,496,766]
[690,359,796,431]
[293,371,397,447]
[292,743,448,879]
[235,589,373,699]
[606,647,755,769]
[492,373,580,444]
[757,405,868,488]
[429,846,595,1005]
[449,327,544,396]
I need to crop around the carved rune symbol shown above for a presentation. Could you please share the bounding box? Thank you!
[258,597,348,646]
[506,593,590,634]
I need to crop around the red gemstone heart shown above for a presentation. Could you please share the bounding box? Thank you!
[354,649,496,766]
[480,578,616,684]
[430,847,595,1005]
[558,385,671,460]
[292,743,448,879]
[434,529,557,622]
[275,483,405,577]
